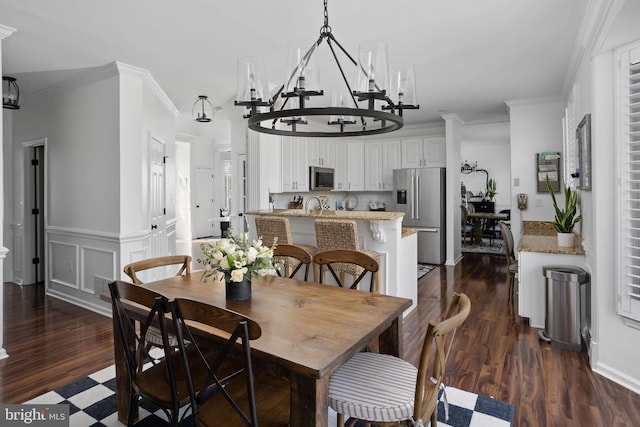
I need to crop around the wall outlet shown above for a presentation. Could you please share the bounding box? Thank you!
[514,178,520,186]
[94,276,111,295]
[535,198,543,207]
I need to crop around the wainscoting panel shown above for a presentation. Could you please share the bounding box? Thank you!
[49,241,79,288]
[81,247,116,293]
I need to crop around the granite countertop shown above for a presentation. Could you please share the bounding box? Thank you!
[246,209,405,221]
[401,228,418,238]
[518,234,585,255]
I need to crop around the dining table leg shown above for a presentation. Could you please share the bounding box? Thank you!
[378,314,404,357]
[290,372,329,427]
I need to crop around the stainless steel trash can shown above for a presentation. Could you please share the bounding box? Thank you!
[538,265,590,352]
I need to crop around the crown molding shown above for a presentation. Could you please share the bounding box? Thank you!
[505,95,564,110]
[30,61,178,117]
[114,61,179,117]
[0,24,17,40]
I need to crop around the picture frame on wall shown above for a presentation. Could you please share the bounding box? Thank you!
[577,114,591,190]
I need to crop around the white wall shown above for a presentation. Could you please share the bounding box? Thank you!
[6,62,178,314]
[506,98,565,244]
[461,121,511,212]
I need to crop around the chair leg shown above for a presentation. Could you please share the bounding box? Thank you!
[337,413,344,427]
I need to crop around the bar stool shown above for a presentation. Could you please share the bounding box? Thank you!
[254,216,317,279]
[314,219,380,288]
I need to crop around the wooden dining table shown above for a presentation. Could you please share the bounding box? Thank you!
[467,211,509,244]
[109,272,412,427]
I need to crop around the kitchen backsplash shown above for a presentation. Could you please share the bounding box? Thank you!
[272,191,394,211]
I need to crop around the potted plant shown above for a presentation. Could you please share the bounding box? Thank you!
[487,178,498,202]
[545,176,581,247]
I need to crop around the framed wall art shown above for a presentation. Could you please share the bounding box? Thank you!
[577,113,591,190]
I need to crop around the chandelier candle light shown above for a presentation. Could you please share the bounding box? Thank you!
[234,0,419,137]
[193,95,214,122]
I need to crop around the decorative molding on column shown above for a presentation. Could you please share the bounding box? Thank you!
[369,221,386,243]
[246,131,260,211]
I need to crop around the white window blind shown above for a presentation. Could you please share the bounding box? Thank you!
[618,43,640,322]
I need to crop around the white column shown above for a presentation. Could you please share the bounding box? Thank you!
[442,113,464,266]
[0,24,17,360]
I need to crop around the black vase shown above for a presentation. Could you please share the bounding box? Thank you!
[225,278,251,301]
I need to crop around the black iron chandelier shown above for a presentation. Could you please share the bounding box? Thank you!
[234,0,418,138]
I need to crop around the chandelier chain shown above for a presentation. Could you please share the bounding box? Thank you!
[321,0,331,34]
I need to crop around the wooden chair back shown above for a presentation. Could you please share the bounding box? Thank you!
[414,292,471,425]
[313,249,379,292]
[170,297,262,426]
[108,280,188,426]
[123,255,192,284]
[498,221,515,263]
[273,244,313,280]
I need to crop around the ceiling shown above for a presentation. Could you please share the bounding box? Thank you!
[1,0,589,126]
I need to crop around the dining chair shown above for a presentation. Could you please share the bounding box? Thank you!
[313,249,379,292]
[314,219,380,284]
[460,205,474,245]
[255,216,317,278]
[108,280,192,427]
[170,297,290,426]
[328,292,471,427]
[499,220,518,301]
[123,255,192,285]
[123,255,192,352]
[273,243,313,280]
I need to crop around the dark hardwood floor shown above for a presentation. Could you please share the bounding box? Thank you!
[2,252,640,426]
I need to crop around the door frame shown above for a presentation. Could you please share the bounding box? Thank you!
[21,138,47,286]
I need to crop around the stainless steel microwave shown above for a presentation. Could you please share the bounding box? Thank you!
[309,166,334,191]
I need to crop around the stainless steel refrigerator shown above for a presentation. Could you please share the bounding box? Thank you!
[393,167,446,264]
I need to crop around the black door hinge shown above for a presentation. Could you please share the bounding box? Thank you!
[163,208,166,215]
[32,257,40,265]
[32,208,40,215]
[31,159,39,166]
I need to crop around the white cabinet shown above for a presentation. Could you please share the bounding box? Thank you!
[281,137,309,192]
[346,141,364,191]
[364,142,383,191]
[334,141,348,191]
[401,137,445,168]
[308,138,335,167]
[382,140,401,189]
[364,140,400,191]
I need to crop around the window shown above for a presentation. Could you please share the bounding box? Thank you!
[617,42,640,323]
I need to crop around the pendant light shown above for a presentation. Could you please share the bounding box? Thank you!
[193,95,214,122]
[2,76,20,109]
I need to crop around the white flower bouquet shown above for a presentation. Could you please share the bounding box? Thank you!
[198,232,281,283]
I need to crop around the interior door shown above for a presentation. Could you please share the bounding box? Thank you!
[149,136,166,266]
[194,167,215,238]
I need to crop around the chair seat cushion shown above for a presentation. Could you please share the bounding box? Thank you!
[328,352,417,422]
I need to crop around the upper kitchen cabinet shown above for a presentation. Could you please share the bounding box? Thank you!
[333,140,347,191]
[281,137,309,192]
[401,137,445,168]
[308,138,335,168]
[346,141,365,191]
[364,140,400,191]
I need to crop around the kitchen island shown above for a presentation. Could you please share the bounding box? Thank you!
[245,209,417,313]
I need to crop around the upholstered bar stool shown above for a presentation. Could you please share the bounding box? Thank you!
[314,219,380,288]
[254,216,317,279]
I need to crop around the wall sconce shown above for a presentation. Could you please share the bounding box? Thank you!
[192,95,213,122]
[2,76,20,109]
